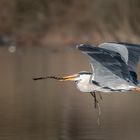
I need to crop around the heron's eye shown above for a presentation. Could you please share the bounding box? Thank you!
[75,79,81,84]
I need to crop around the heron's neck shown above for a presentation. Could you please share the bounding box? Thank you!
[76,74,95,92]
[77,74,92,86]
[79,74,93,84]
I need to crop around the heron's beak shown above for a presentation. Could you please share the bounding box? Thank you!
[60,74,77,81]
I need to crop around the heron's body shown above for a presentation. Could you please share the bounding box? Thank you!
[75,72,138,93]
[76,73,109,93]
[33,42,140,107]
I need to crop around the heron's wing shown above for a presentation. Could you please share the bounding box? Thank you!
[99,42,140,84]
[77,44,132,88]
[117,42,140,72]
[99,42,140,72]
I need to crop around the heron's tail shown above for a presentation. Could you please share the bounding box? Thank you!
[132,86,140,93]
[33,76,66,81]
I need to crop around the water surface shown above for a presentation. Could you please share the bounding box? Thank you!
[0,46,140,140]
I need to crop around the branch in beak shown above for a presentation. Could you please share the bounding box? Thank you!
[33,74,78,81]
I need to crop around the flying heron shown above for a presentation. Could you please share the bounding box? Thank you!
[33,42,140,108]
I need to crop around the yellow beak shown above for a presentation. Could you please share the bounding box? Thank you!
[60,74,77,81]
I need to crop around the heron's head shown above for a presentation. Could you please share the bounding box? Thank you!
[61,71,92,82]
[33,71,92,82]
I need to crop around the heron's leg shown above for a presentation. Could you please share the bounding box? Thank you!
[90,92,102,126]
[90,92,98,108]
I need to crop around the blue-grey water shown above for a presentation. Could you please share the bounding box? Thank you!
[0,46,140,140]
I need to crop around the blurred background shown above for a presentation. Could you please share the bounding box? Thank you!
[1,0,140,140]
[1,0,140,46]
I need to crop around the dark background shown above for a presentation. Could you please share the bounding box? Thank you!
[1,0,140,46]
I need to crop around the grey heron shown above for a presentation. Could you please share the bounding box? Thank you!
[33,42,140,108]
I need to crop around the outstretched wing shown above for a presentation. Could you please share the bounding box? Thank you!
[77,44,134,89]
[99,42,140,84]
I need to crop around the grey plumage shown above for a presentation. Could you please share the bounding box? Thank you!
[99,42,140,84]
[77,42,140,89]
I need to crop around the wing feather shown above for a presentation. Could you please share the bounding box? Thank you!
[99,42,140,84]
[77,44,134,88]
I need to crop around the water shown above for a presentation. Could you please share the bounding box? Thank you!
[0,46,140,140]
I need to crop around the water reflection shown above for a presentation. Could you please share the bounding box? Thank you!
[0,46,140,140]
